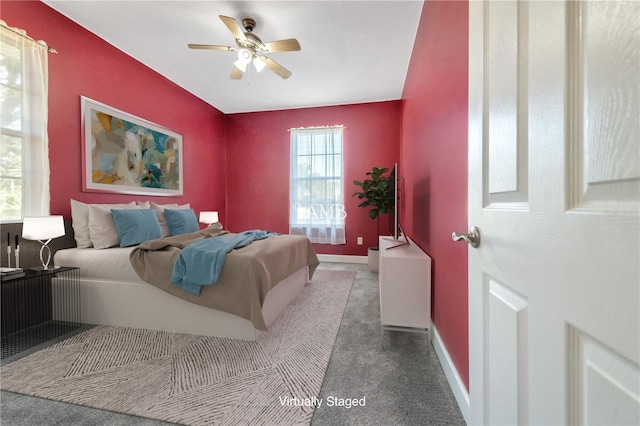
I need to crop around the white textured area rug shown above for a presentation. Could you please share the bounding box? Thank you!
[1,269,355,426]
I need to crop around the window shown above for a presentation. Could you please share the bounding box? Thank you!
[289,126,346,245]
[0,23,50,222]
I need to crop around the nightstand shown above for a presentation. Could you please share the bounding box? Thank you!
[1,266,81,359]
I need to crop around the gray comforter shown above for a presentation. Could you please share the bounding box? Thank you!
[129,227,319,330]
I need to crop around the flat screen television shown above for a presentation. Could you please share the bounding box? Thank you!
[386,163,409,249]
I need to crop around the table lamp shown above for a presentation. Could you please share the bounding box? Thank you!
[199,211,220,228]
[22,215,65,270]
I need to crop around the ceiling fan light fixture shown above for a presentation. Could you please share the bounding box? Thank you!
[237,48,252,64]
[253,56,266,72]
[233,59,247,72]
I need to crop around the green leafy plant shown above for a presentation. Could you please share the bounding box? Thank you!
[352,166,395,242]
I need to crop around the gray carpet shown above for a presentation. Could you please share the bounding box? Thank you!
[1,263,466,425]
[312,263,466,425]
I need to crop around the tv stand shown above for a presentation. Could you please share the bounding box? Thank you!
[379,236,431,336]
[382,235,410,248]
[384,240,409,250]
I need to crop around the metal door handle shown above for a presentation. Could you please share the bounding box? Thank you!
[452,226,481,248]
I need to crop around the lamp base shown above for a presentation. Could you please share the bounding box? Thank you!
[30,265,61,271]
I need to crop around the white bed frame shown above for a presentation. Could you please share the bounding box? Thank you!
[72,266,309,340]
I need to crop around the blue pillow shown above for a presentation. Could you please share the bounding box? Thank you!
[111,209,163,247]
[165,208,199,236]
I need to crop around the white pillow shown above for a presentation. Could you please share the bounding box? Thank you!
[150,201,190,237]
[88,203,145,249]
[70,199,135,248]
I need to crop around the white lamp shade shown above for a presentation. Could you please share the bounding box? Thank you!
[253,56,266,72]
[237,48,252,64]
[234,59,247,72]
[22,216,65,241]
[199,211,219,224]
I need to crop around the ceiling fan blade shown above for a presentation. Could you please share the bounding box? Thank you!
[230,66,244,80]
[261,56,292,79]
[219,15,247,41]
[263,38,301,53]
[188,44,236,51]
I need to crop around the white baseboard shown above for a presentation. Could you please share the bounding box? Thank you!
[432,325,470,424]
[317,254,367,264]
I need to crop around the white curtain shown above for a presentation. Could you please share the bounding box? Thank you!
[0,20,50,219]
[289,127,346,245]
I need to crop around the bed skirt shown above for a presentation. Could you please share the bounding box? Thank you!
[72,266,309,341]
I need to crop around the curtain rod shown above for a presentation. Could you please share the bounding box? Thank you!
[0,21,58,54]
[288,125,346,132]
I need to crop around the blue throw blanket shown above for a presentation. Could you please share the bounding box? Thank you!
[171,230,278,296]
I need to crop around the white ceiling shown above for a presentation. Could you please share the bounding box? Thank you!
[43,1,423,114]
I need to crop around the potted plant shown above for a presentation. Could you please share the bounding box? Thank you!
[353,166,395,272]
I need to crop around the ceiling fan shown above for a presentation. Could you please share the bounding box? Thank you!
[188,15,301,80]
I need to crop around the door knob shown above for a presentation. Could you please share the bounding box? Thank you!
[452,226,481,248]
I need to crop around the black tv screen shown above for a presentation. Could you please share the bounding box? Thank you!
[388,163,400,240]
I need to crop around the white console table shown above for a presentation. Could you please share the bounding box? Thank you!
[379,236,431,334]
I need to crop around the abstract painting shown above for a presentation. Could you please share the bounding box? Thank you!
[81,96,183,196]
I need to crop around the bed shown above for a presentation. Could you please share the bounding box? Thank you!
[54,227,319,341]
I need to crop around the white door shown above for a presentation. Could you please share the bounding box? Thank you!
[467,1,639,424]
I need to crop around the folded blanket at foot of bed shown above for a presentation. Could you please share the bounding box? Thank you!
[171,230,280,296]
[129,227,319,330]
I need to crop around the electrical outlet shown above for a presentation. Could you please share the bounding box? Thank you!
[357,237,363,245]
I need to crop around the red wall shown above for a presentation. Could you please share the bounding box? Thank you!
[226,102,401,255]
[0,1,227,220]
[401,1,469,389]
